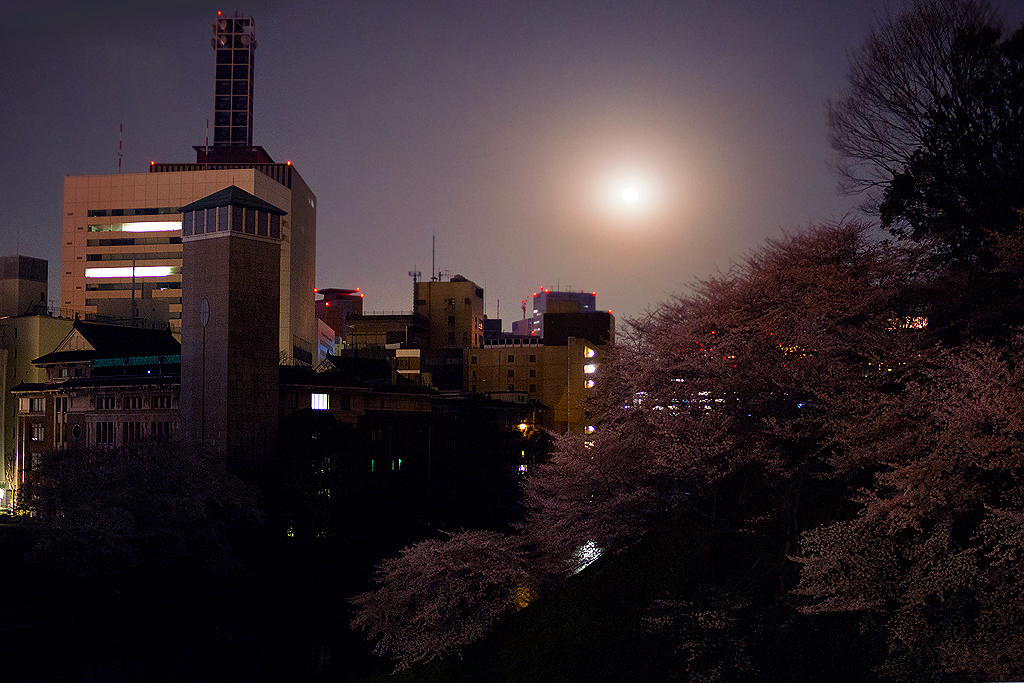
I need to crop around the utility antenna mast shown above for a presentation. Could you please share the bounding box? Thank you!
[408,269,421,310]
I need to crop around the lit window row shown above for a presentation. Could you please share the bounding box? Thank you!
[85,266,177,278]
[88,222,182,233]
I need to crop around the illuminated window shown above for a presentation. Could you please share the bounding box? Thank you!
[85,266,174,278]
[585,347,596,358]
[585,379,595,388]
[311,393,328,410]
[30,423,45,441]
[585,425,595,434]
[584,364,597,374]
[88,221,182,233]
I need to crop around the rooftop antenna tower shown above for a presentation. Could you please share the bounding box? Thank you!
[408,268,421,310]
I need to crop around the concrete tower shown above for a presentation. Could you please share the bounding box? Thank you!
[179,186,284,475]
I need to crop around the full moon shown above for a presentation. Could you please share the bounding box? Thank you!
[622,187,639,203]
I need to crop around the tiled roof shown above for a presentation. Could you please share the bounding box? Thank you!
[33,321,180,365]
[179,185,286,215]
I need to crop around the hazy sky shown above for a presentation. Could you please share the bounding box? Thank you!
[3,0,1024,326]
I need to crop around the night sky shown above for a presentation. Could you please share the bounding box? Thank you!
[4,1,1024,326]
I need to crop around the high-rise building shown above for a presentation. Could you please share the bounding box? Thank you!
[60,12,316,365]
[414,275,485,349]
[511,288,597,338]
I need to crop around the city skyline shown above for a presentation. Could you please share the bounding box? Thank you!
[4,0,1024,325]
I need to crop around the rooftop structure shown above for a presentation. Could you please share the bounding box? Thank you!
[211,12,256,149]
[1,256,47,318]
[512,288,597,338]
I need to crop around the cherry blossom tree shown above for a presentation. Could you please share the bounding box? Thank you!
[796,340,1024,680]
[23,442,263,576]
[350,529,531,669]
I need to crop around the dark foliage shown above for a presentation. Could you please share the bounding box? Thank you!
[830,0,1024,263]
[21,442,263,576]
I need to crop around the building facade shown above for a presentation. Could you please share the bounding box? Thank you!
[469,337,603,434]
[0,314,74,507]
[178,185,284,474]
[60,165,316,364]
[60,10,317,365]
[315,287,364,349]
[511,288,597,338]
[414,275,485,349]
[10,321,181,506]
[1,256,48,319]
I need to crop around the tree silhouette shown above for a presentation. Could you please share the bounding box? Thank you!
[830,0,1024,262]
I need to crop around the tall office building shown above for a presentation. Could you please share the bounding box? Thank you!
[60,12,317,365]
